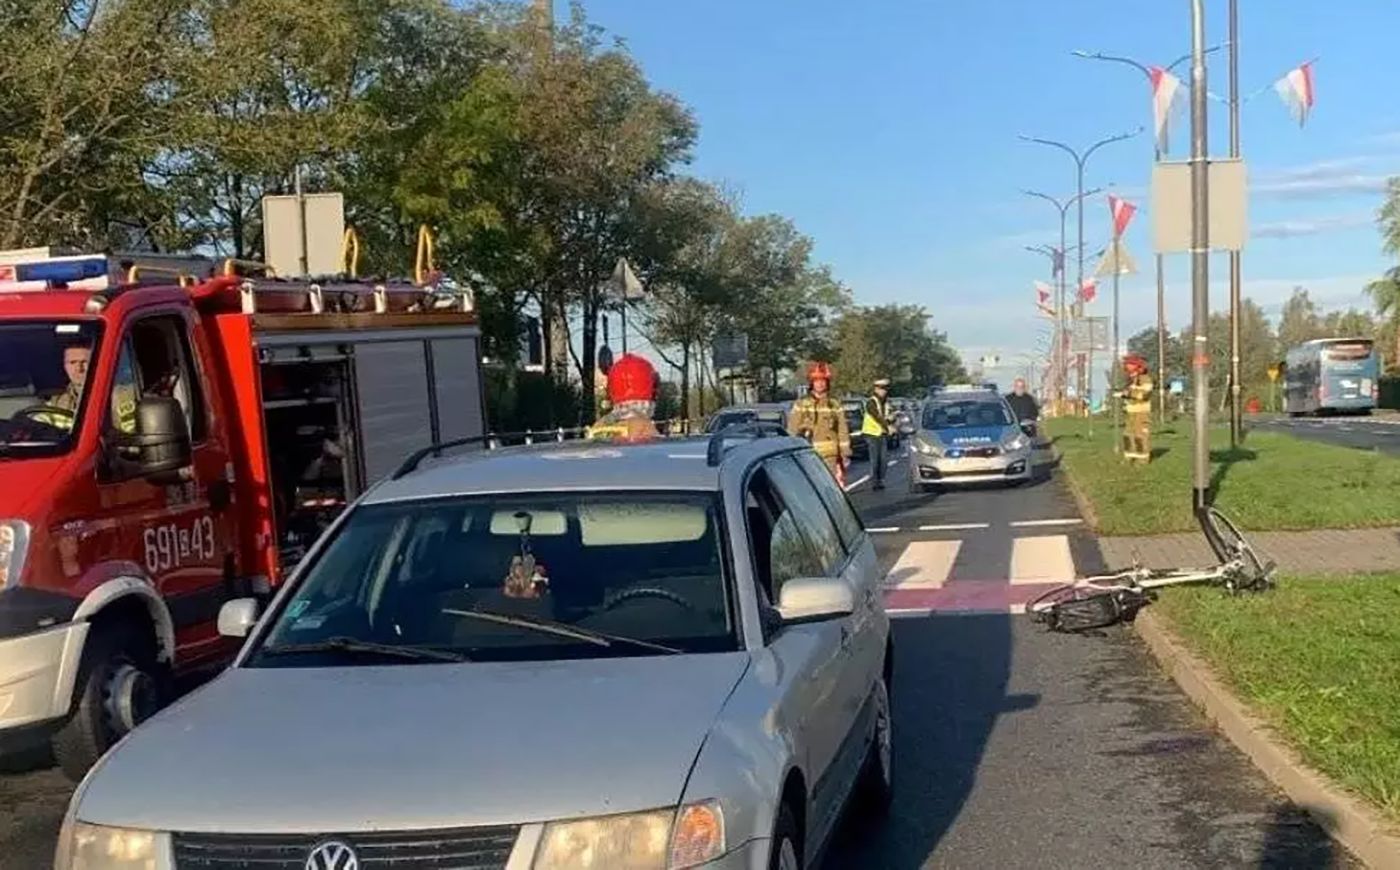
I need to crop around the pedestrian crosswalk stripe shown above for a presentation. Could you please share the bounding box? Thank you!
[1009,535,1075,585]
[884,540,960,590]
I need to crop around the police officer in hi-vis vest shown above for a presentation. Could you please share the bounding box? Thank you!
[862,378,894,490]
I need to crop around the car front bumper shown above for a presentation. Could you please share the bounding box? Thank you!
[910,448,1032,484]
[0,620,87,740]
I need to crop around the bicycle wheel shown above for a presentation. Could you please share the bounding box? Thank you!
[1202,508,1273,591]
[1027,584,1151,633]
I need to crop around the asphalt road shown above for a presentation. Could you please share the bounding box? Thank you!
[0,443,1353,870]
[1254,413,1400,455]
[825,447,1355,869]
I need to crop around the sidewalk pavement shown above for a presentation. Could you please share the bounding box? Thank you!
[1099,527,1400,575]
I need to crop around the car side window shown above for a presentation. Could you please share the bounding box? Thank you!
[745,468,822,611]
[793,450,865,550]
[764,454,846,573]
[107,340,139,434]
[128,315,207,442]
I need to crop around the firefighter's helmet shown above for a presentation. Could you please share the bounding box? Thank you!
[607,354,657,405]
[1123,354,1148,375]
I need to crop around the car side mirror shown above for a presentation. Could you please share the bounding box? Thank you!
[111,396,192,480]
[778,577,855,625]
[1020,420,1036,435]
[217,598,260,638]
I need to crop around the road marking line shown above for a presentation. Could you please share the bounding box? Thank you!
[844,474,871,491]
[867,526,901,534]
[1009,518,1083,528]
[917,522,990,531]
[883,540,960,590]
[1009,535,1075,585]
[886,459,899,467]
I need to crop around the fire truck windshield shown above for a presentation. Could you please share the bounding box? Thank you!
[0,321,102,455]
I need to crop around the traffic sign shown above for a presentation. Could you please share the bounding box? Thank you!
[1267,363,1281,382]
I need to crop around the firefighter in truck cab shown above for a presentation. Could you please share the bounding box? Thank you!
[786,361,851,485]
[587,353,661,443]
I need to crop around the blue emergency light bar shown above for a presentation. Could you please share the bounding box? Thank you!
[15,257,109,284]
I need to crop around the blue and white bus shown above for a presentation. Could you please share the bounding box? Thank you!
[1283,338,1380,415]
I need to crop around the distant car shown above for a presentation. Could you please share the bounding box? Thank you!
[56,432,894,870]
[843,400,871,461]
[703,403,786,434]
[908,390,1033,490]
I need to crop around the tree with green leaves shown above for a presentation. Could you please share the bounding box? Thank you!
[1367,177,1400,371]
[1276,287,1326,350]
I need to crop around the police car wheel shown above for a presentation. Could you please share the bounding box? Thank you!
[53,626,165,783]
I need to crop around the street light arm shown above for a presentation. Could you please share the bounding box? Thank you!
[1070,185,1105,207]
[1083,128,1143,162]
[1018,134,1080,166]
[1167,43,1227,73]
[1072,49,1152,80]
[1021,188,1069,216]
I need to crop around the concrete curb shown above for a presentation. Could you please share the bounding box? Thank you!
[1135,609,1400,869]
[1054,457,1101,532]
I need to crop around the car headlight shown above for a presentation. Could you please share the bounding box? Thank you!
[533,802,724,870]
[0,519,31,589]
[55,821,172,870]
[1004,434,1029,452]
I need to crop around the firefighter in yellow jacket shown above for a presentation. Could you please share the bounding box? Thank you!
[1120,354,1154,462]
[786,362,851,485]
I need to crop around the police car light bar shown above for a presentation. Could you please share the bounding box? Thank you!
[0,255,113,293]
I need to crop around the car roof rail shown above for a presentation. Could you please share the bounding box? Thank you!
[392,427,593,479]
[706,421,789,467]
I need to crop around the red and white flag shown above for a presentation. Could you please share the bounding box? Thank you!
[1034,280,1052,305]
[1149,66,1183,150]
[1107,195,1137,239]
[1274,62,1315,127]
[1078,278,1098,304]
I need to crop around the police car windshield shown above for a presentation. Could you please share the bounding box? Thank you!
[923,399,1012,430]
[250,491,738,666]
[0,321,101,454]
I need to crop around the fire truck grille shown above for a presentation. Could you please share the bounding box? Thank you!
[172,825,520,869]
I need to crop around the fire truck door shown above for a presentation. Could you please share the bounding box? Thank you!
[91,314,236,669]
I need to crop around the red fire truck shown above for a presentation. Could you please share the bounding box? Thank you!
[0,249,486,779]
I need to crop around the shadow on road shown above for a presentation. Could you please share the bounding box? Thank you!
[824,615,1031,868]
[1257,804,1342,868]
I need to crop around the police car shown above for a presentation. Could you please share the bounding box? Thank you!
[908,386,1034,490]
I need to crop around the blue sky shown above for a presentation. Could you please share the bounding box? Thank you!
[571,0,1400,386]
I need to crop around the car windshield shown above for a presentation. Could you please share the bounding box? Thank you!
[248,491,737,667]
[0,321,101,455]
[706,410,755,432]
[923,399,1012,430]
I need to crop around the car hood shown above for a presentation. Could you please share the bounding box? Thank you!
[77,652,751,833]
[928,425,1010,447]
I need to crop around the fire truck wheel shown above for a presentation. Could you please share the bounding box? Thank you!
[52,625,165,783]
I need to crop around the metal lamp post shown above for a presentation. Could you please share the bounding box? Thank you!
[1189,0,1211,513]
[1071,45,1223,426]
[1020,130,1141,409]
[1021,187,1104,410]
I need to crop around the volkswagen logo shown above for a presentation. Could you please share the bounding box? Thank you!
[305,840,359,870]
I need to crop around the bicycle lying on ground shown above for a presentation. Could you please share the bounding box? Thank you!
[1027,507,1276,633]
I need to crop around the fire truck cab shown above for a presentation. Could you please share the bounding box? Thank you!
[0,250,486,779]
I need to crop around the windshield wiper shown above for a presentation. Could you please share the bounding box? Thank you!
[441,608,680,654]
[259,636,468,663]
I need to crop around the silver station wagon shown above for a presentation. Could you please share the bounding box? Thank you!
[58,426,893,870]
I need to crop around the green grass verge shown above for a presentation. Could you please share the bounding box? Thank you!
[1154,576,1400,823]
[1044,416,1400,535]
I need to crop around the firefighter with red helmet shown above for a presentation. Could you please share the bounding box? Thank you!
[786,361,851,484]
[587,353,661,443]
[1119,354,1154,462]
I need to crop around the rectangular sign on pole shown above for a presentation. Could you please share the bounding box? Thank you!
[262,193,345,277]
[711,333,749,370]
[1151,158,1248,253]
[1071,317,1109,354]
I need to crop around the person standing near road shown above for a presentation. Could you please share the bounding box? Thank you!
[1120,355,1154,462]
[787,362,851,485]
[1006,378,1039,426]
[862,378,894,490]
